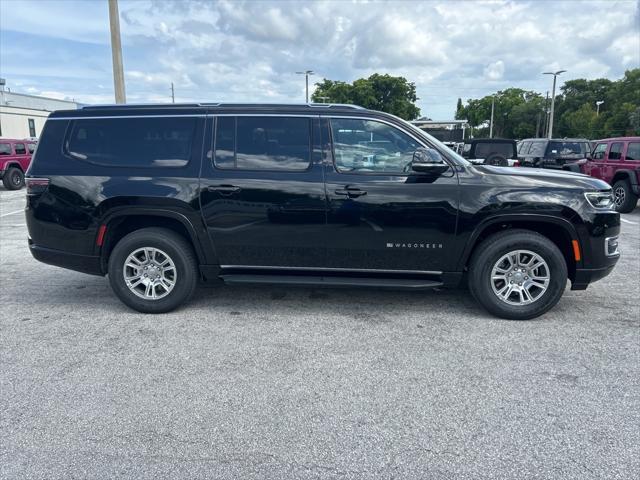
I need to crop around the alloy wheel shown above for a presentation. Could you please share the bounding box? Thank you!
[123,247,177,300]
[614,186,625,207]
[490,249,550,306]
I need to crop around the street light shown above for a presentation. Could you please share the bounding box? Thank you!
[296,70,314,103]
[542,70,566,139]
[596,100,604,116]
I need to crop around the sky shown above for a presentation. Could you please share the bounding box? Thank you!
[0,0,638,119]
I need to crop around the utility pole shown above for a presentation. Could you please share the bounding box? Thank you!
[296,70,314,103]
[543,70,566,139]
[108,0,126,103]
[489,95,495,139]
[596,100,604,116]
[171,82,175,103]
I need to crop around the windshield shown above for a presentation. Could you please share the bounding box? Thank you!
[546,141,589,158]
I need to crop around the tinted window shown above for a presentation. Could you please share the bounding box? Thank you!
[625,142,640,161]
[608,142,623,160]
[546,141,589,158]
[592,143,607,159]
[330,118,420,173]
[66,117,196,167]
[27,143,36,154]
[214,116,311,171]
[518,141,531,154]
[528,141,546,156]
[475,142,515,159]
[0,143,10,155]
[14,143,26,155]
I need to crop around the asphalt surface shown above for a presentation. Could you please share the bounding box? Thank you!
[1,186,639,479]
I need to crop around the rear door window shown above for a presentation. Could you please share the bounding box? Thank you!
[625,142,640,161]
[214,116,311,171]
[66,117,197,167]
[14,143,26,155]
[608,142,623,160]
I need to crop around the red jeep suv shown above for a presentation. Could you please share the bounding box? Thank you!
[0,139,36,190]
[581,137,640,213]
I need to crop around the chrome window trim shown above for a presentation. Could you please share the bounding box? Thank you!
[220,265,443,275]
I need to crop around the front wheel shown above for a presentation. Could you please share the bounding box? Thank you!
[2,167,24,190]
[108,228,198,313]
[612,179,638,213]
[468,230,568,320]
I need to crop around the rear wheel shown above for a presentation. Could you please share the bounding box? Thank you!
[2,167,24,190]
[468,230,568,320]
[108,228,198,313]
[612,179,638,213]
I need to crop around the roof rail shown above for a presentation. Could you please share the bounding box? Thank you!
[308,103,365,109]
[82,103,201,110]
[81,102,367,110]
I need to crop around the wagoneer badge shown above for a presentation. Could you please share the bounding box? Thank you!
[386,243,443,249]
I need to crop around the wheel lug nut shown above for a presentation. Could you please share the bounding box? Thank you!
[518,282,522,286]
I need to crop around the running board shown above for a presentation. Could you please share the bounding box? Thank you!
[219,274,443,289]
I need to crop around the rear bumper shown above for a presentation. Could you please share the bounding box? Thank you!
[29,240,103,276]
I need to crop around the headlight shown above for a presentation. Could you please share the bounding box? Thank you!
[584,191,614,209]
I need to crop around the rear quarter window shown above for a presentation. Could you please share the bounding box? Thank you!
[65,117,197,168]
[625,142,640,161]
[0,143,11,155]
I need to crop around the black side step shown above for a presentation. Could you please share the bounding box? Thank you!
[219,274,443,290]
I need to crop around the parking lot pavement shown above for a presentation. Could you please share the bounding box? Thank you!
[1,186,639,480]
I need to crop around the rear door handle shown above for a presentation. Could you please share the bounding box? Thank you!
[207,185,241,194]
[335,187,367,198]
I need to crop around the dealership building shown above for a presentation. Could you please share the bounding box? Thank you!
[0,87,79,139]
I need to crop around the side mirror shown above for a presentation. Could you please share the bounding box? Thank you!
[411,147,449,174]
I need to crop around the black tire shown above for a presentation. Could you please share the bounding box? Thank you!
[2,167,24,190]
[468,229,568,320]
[484,154,508,167]
[612,179,638,213]
[108,228,198,313]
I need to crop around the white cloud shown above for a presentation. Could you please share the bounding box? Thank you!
[484,61,505,81]
[0,0,637,119]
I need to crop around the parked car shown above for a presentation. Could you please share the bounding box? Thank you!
[461,138,518,166]
[518,138,591,171]
[580,137,640,213]
[25,103,620,320]
[0,139,36,189]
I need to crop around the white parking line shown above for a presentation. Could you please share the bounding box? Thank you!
[620,218,638,225]
[0,210,24,218]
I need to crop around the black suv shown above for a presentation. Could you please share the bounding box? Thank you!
[518,138,591,171]
[461,138,518,166]
[25,104,620,320]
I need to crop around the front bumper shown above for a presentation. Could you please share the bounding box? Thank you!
[571,213,620,290]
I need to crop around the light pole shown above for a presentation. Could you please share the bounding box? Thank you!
[108,0,126,103]
[489,95,495,139]
[596,100,604,116]
[296,70,314,103]
[542,70,566,139]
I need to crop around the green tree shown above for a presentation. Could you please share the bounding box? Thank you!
[312,74,420,120]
